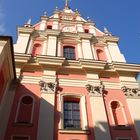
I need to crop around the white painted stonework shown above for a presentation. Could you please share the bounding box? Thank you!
[47,36,57,56]
[82,39,93,59]
[90,96,111,140]
[14,33,30,53]
[127,99,140,140]
[107,42,126,62]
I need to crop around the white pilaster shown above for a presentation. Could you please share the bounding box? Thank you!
[14,33,30,53]
[39,19,47,30]
[37,93,55,140]
[77,43,83,58]
[57,41,61,57]
[53,21,59,30]
[47,36,57,56]
[104,46,112,63]
[27,38,33,54]
[42,40,48,55]
[90,96,111,140]
[82,39,93,59]
[107,42,126,62]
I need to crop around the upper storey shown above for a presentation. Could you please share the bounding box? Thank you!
[33,6,103,36]
[14,5,126,63]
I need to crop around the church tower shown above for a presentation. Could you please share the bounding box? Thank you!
[0,2,140,140]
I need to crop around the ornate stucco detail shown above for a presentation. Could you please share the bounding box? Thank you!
[39,80,57,94]
[121,86,140,98]
[86,82,105,96]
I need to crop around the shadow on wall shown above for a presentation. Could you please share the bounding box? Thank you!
[3,83,140,140]
[136,72,140,87]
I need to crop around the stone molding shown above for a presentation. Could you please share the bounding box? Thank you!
[39,80,57,94]
[121,86,140,98]
[86,82,105,96]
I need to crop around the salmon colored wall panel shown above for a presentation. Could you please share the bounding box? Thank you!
[95,47,107,61]
[0,59,10,104]
[55,86,95,140]
[4,83,41,140]
[104,89,138,140]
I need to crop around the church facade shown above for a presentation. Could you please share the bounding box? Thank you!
[0,3,140,140]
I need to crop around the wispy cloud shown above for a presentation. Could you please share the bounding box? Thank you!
[0,3,6,34]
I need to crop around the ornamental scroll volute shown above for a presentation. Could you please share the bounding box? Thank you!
[39,80,57,94]
[86,82,105,96]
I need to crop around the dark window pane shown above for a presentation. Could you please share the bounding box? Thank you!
[63,46,75,60]
[64,101,80,129]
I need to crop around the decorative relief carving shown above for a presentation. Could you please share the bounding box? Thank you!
[39,80,57,94]
[62,26,77,33]
[86,82,105,96]
[121,86,140,98]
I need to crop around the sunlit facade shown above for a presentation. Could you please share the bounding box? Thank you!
[0,3,140,140]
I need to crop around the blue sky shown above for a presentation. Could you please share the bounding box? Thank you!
[0,0,140,65]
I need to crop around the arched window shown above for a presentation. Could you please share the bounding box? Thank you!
[63,46,75,60]
[111,101,127,126]
[16,96,34,124]
[96,49,107,61]
[32,43,42,56]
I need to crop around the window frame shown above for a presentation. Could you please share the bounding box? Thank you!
[58,93,88,131]
[109,100,128,128]
[11,135,30,140]
[15,95,35,125]
[63,46,76,60]
[63,99,81,129]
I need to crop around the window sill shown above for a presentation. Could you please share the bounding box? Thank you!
[59,129,90,134]
[113,125,131,130]
[13,122,33,127]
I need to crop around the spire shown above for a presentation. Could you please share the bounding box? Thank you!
[65,0,71,9]
[65,0,68,8]
[24,18,32,27]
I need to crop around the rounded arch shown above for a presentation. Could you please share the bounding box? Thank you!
[32,43,42,56]
[15,95,35,124]
[96,48,107,61]
[110,100,128,126]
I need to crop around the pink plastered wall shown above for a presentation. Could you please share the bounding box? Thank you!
[4,83,41,140]
[103,89,138,140]
[54,86,95,140]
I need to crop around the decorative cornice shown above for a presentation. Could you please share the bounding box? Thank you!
[121,86,140,98]
[113,62,140,73]
[86,82,105,96]
[17,27,34,35]
[80,59,106,71]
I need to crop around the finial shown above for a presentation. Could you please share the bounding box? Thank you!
[43,11,47,17]
[24,18,32,27]
[104,27,112,36]
[27,18,32,25]
[65,0,68,8]
[54,6,59,13]
[75,9,79,14]
[87,16,92,22]
[64,0,71,9]
[55,6,59,11]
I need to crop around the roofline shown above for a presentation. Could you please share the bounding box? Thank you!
[0,36,16,79]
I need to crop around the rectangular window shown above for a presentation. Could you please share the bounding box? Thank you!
[63,47,75,60]
[64,101,80,129]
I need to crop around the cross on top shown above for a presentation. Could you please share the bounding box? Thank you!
[65,0,71,7]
